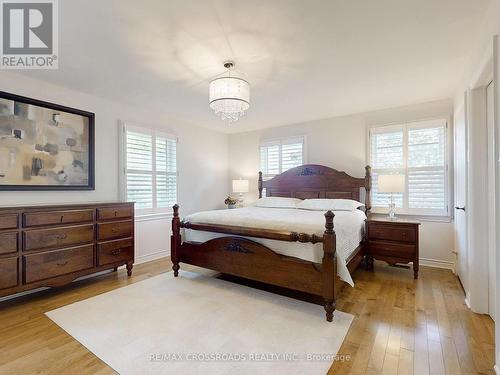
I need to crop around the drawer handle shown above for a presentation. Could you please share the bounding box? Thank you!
[56,261,68,267]
[57,234,68,240]
[111,249,122,256]
[114,211,118,217]
[60,215,64,222]
[111,228,119,233]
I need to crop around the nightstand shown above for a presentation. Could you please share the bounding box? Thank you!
[365,216,421,279]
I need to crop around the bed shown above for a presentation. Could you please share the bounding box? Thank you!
[171,164,372,321]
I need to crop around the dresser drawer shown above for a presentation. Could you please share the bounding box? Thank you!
[97,206,133,221]
[23,245,94,283]
[0,214,18,230]
[97,221,133,241]
[23,224,95,251]
[0,257,18,289]
[369,240,416,260]
[98,238,134,266]
[368,223,416,243]
[0,232,18,255]
[23,209,94,227]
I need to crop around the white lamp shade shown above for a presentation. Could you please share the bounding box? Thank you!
[232,179,249,193]
[209,77,250,104]
[209,77,250,122]
[378,175,405,193]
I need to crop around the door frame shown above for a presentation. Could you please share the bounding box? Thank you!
[453,97,469,300]
[466,53,493,314]
[493,34,500,374]
[486,80,496,320]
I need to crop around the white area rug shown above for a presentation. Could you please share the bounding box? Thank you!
[46,271,354,375]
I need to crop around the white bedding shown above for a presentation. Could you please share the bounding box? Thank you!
[183,207,366,286]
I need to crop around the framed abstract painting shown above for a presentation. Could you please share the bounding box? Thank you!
[0,91,95,190]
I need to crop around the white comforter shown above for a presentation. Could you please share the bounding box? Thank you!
[183,207,366,286]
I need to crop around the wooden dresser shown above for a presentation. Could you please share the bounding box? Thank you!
[0,202,134,298]
[365,216,420,279]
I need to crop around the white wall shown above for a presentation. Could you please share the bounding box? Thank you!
[228,99,456,268]
[0,72,229,263]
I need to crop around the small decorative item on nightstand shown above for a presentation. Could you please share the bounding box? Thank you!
[366,216,421,279]
[377,174,405,219]
[232,179,249,207]
[224,196,238,209]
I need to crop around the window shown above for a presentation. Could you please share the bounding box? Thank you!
[122,124,177,215]
[260,137,305,180]
[369,119,449,216]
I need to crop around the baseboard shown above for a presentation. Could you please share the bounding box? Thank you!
[419,257,455,271]
[135,249,170,265]
[494,364,500,375]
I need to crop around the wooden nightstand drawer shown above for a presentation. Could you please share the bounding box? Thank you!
[367,222,416,243]
[366,217,420,279]
[368,240,416,260]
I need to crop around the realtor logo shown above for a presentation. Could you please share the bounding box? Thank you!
[0,0,58,69]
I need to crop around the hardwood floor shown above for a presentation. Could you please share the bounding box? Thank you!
[0,258,495,375]
[330,263,496,375]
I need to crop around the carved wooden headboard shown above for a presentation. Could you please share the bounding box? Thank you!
[258,164,372,212]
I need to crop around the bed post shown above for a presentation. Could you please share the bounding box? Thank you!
[171,204,181,277]
[322,210,336,322]
[365,165,372,214]
[258,171,263,198]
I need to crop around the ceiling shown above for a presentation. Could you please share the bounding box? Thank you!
[20,0,490,133]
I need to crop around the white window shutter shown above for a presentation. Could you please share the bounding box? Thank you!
[156,136,177,208]
[260,137,305,180]
[124,126,177,213]
[370,127,404,208]
[260,142,280,179]
[407,124,446,211]
[126,130,153,209]
[369,120,448,216]
[281,138,304,171]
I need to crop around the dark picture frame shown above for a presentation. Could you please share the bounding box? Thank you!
[0,91,95,190]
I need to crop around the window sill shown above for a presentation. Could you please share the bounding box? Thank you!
[135,212,172,222]
[369,212,452,223]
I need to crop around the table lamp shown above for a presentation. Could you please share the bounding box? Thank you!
[378,175,405,219]
[232,179,249,207]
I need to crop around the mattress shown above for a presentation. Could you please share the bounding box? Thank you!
[183,207,366,286]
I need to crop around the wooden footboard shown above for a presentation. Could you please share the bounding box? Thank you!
[171,204,338,321]
[180,237,323,295]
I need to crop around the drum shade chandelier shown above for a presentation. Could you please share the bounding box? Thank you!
[209,61,250,123]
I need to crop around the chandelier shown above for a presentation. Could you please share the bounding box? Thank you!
[209,61,250,123]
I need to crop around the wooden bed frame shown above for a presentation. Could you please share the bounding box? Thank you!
[171,164,372,321]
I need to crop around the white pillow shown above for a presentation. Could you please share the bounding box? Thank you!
[297,199,365,211]
[254,197,301,209]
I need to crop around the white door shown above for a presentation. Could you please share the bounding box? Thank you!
[486,81,496,320]
[454,98,468,296]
